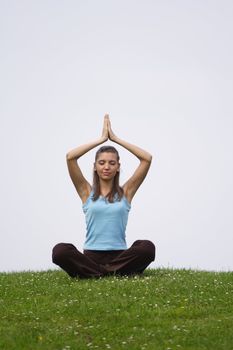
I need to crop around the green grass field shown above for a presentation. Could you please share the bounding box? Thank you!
[0,268,232,350]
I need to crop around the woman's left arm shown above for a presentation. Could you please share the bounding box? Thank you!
[107,117,152,203]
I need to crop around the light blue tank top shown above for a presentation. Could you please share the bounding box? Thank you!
[82,192,131,250]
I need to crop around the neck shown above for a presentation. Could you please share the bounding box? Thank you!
[99,179,113,196]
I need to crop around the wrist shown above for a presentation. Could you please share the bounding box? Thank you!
[109,134,118,143]
[100,136,108,143]
[111,136,121,144]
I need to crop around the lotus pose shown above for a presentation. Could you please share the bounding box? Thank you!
[52,115,155,278]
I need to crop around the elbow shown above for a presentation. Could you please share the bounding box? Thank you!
[66,152,72,161]
[141,154,152,165]
[146,153,153,163]
[66,152,79,162]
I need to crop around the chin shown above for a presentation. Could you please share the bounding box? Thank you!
[101,174,114,180]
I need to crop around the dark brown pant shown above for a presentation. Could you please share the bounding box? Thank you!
[52,240,155,278]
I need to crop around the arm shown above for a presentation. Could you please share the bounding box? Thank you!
[107,117,152,203]
[66,115,109,203]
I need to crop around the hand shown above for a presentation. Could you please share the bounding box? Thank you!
[107,116,117,141]
[101,114,109,142]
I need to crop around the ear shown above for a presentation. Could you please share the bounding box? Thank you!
[93,162,96,171]
[117,163,121,172]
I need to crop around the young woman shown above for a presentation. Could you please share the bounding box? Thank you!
[52,115,155,278]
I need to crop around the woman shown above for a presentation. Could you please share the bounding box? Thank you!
[52,115,155,278]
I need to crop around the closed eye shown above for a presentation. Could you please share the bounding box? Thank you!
[98,161,116,165]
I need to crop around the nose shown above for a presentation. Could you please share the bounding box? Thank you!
[104,163,110,170]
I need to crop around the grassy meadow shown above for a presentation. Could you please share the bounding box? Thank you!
[0,268,232,350]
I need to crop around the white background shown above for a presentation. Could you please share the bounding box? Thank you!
[1,0,233,272]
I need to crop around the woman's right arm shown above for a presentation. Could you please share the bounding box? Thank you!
[66,116,108,203]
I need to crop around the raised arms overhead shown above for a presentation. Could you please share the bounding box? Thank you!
[107,117,152,203]
[66,115,152,204]
[66,115,109,203]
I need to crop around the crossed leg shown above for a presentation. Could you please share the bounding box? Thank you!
[52,240,155,278]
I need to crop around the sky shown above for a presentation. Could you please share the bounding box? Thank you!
[1,0,233,273]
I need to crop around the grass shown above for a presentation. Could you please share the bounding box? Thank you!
[0,268,233,350]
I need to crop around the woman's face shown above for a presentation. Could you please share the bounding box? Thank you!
[94,152,120,180]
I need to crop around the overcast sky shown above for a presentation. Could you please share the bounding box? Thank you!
[1,0,233,273]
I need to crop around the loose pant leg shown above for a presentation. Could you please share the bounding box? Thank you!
[52,243,107,278]
[105,240,156,276]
